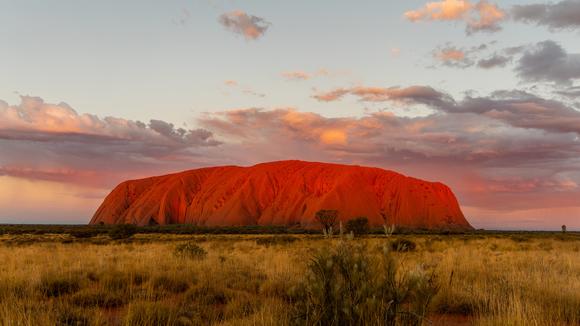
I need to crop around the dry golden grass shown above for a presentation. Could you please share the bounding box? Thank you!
[0,233,578,325]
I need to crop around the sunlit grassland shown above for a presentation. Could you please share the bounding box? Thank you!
[0,232,578,325]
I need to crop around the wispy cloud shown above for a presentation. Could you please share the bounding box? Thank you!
[281,71,313,81]
[281,69,332,81]
[173,8,191,26]
[433,46,472,67]
[477,54,511,69]
[222,80,266,97]
[313,86,453,107]
[218,10,271,40]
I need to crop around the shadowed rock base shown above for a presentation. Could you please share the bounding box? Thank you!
[90,160,472,230]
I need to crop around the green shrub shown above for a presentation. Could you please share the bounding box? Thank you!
[345,217,370,236]
[174,242,207,260]
[108,224,138,240]
[390,238,417,252]
[295,242,439,325]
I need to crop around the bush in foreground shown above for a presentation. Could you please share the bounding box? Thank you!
[296,242,439,325]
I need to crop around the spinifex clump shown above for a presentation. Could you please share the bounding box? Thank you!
[295,242,439,325]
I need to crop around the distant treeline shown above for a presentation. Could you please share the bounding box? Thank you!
[0,224,576,237]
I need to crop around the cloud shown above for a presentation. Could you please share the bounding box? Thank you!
[218,11,270,40]
[222,80,266,98]
[405,0,472,22]
[0,96,219,147]
[390,47,402,57]
[451,90,580,135]
[469,0,506,33]
[431,43,491,68]
[241,89,265,98]
[515,40,580,85]
[433,47,472,68]
[281,69,333,81]
[512,0,580,30]
[0,96,220,187]
[281,71,311,81]
[314,85,580,136]
[173,8,191,26]
[405,0,506,34]
[556,86,580,98]
[477,54,511,69]
[313,86,454,108]
[312,88,350,102]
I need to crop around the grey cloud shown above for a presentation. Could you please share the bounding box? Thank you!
[431,42,518,70]
[512,0,580,30]
[477,54,511,69]
[431,43,494,69]
[515,40,580,84]
[313,86,455,108]
[556,86,580,98]
[314,85,580,136]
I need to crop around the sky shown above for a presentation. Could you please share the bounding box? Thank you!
[1,0,580,230]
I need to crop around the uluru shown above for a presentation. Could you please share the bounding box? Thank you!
[90,160,472,230]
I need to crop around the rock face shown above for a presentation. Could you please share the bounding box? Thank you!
[90,160,472,230]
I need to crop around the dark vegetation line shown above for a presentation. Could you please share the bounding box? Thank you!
[0,224,577,237]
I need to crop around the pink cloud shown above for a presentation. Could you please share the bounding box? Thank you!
[312,88,350,102]
[405,0,506,34]
[405,0,472,22]
[313,86,452,107]
[435,47,466,62]
[0,96,220,188]
[281,69,335,81]
[218,11,271,40]
[281,71,311,80]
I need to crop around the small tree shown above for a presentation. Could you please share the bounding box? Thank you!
[562,225,567,233]
[315,209,338,237]
[380,210,396,237]
[345,217,369,236]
